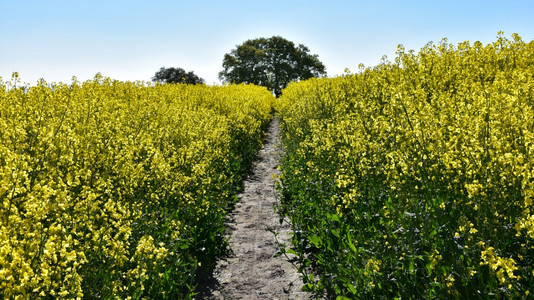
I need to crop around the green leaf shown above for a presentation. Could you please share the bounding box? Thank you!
[346,232,358,253]
[327,213,340,222]
[286,248,297,255]
[345,283,357,294]
[331,229,340,238]
[302,284,314,292]
[309,235,322,247]
[409,259,415,275]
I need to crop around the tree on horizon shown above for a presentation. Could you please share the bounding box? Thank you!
[152,67,205,85]
[219,36,326,96]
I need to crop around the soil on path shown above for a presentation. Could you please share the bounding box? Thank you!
[200,116,308,299]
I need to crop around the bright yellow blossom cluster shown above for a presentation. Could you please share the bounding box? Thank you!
[0,74,274,298]
[277,33,534,298]
[480,246,518,286]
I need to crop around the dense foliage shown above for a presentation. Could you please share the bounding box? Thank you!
[277,33,534,298]
[152,67,205,85]
[0,75,274,299]
[219,36,326,97]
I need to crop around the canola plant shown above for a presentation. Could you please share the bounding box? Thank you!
[277,33,534,298]
[0,75,274,299]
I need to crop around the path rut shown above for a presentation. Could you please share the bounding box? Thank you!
[201,116,308,299]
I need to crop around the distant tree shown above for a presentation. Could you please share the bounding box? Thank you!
[152,67,205,84]
[219,36,327,97]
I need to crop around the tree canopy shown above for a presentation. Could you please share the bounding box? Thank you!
[219,36,326,96]
[152,67,205,85]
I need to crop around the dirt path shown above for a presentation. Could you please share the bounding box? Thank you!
[201,116,308,299]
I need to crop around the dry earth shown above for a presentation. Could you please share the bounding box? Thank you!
[199,116,309,299]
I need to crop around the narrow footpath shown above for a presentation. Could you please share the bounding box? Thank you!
[202,116,308,299]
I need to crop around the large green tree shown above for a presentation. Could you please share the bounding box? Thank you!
[152,67,205,84]
[219,36,326,96]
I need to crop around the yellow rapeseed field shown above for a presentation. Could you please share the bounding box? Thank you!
[277,33,534,298]
[0,74,274,299]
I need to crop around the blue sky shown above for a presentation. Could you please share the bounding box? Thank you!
[1,0,533,85]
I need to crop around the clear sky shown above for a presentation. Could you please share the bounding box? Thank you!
[1,0,533,85]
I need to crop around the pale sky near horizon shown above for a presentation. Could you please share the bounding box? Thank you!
[1,0,533,85]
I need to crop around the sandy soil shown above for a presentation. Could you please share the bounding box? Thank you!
[199,116,308,299]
